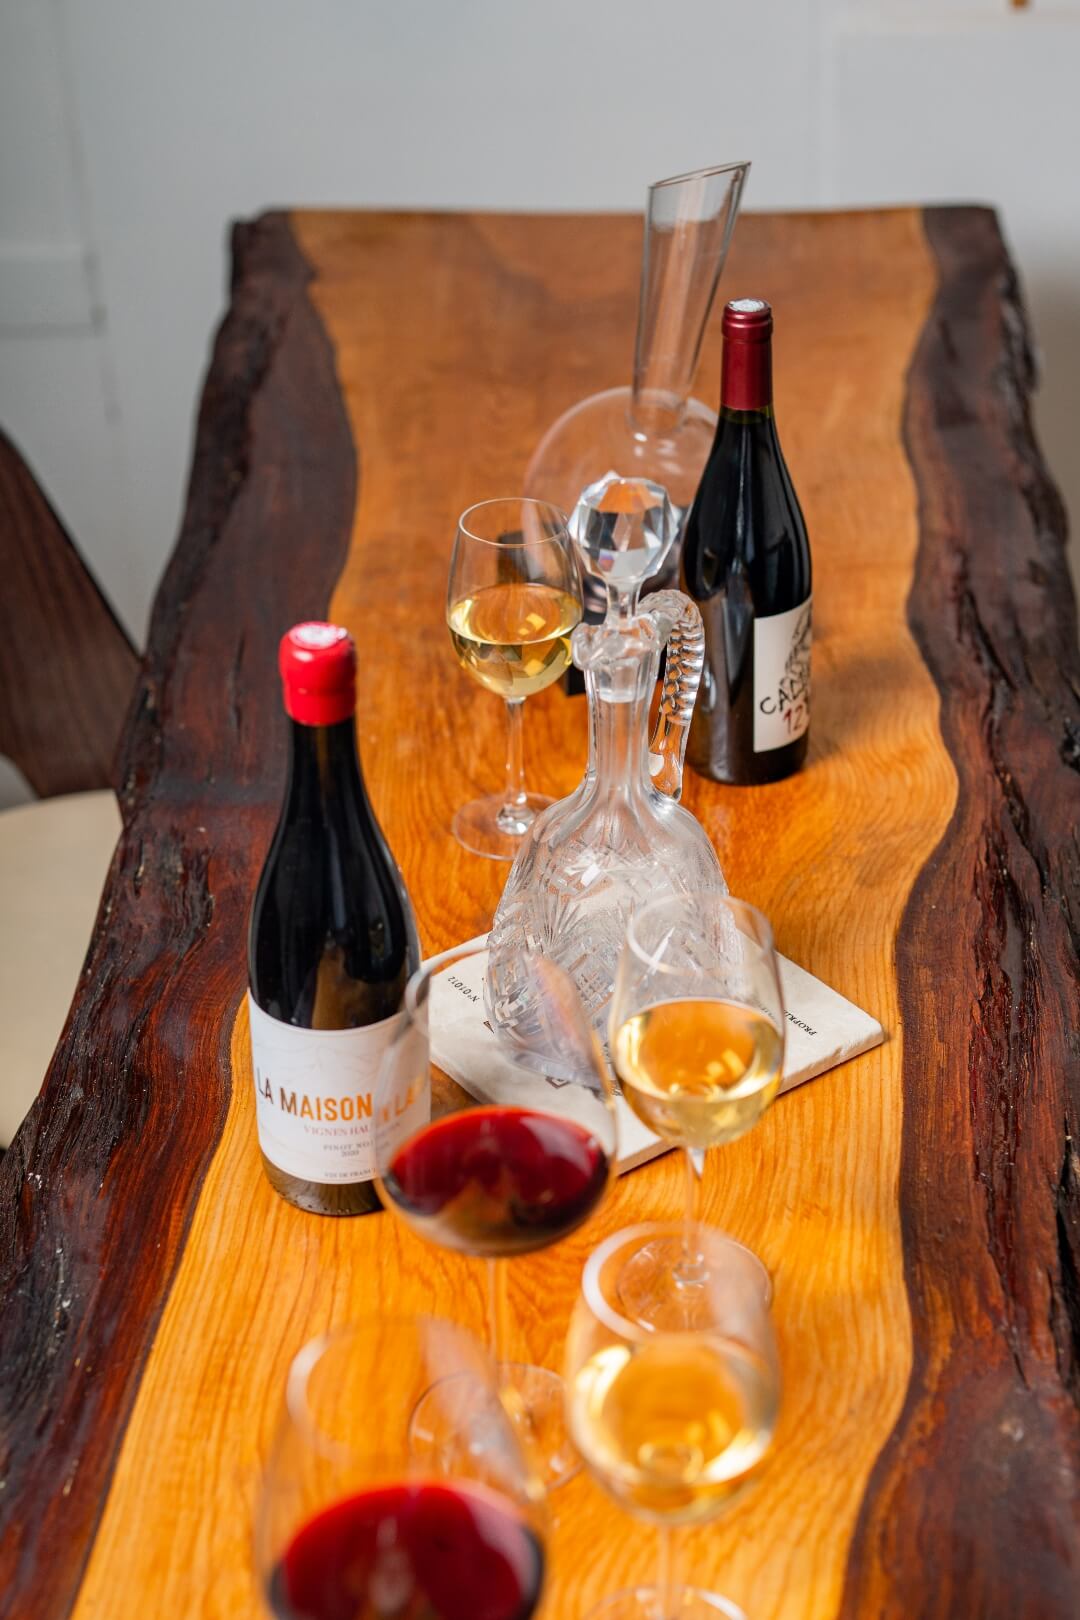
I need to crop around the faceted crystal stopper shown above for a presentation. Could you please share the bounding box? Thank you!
[569,472,678,599]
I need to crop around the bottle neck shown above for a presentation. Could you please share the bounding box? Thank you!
[285,715,365,814]
[721,335,772,415]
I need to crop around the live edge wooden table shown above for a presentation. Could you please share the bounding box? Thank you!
[1,205,1078,1620]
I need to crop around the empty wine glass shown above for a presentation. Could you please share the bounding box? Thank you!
[566,1223,780,1620]
[447,498,582,861]
[609,894,784,1329]
[374,941,618,1490]
[256,1316,547,1620]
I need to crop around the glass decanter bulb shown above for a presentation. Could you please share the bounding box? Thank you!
[485,475,727,1081]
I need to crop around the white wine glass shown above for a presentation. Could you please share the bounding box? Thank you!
[256,1315,548,1620]
[447,498,581,861]
[566,1222,780,1620]
[610,894,784,1330]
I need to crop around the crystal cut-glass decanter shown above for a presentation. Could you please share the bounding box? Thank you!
[486,474,727,1080]
[525,161,749,612]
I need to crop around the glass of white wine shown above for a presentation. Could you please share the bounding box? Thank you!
[610,893,784,1330]
[566,1222,779,1620]
[447,498,582,861]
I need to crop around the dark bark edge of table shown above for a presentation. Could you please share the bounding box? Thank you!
[839,206,1080,1617]
[0,214,356,1617]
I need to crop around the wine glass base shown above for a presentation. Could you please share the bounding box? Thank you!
[616,1231,772,1333]
[584,1585,747,1620]
[452,793,553,862]
[408,1363,580,1493]
[497,1361,580,1491]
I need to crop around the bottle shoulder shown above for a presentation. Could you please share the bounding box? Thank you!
[684,415,810,606]
[248,779,418,1024]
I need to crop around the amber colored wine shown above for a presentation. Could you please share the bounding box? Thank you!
[569,1335,776,1525]
[270,1479,544,1620]
[612,998,782,1148]
[448,582,581,698]
[383,1105,610,1257]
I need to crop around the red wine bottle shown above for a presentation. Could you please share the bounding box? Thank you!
[248,623,420,1215]
[682,298,812,784]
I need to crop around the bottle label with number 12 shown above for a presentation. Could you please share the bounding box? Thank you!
[248,995,427,1185]
[754,597,812,753]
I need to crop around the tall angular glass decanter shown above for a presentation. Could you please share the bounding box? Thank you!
[525,161,749,608]
[486,474,727,1080]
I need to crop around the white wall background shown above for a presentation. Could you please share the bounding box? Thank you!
[2,0,1078,652]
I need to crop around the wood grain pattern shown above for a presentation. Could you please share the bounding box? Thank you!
[839,207,1080,1618]
[69,208,956,1620]
[0,428,138,798]
[0,215,355,1618]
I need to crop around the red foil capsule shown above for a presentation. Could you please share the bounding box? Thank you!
[720,298,774,413]
[279,622,356,726]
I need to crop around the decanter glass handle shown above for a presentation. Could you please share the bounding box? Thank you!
[645,590,705,801]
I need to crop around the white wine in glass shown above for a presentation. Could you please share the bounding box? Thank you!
[448,581,581,699]
[447,499,581,861]
[612,997,783,1148]
[610,893,785,1330]
[570,1332,776,1525]
[566,1222,779,1620]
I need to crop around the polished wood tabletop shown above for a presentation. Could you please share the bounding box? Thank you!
[1,205,1077,1620]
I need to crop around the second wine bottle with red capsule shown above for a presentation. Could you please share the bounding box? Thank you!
[682,298,812,784]
[248,623,421,1215]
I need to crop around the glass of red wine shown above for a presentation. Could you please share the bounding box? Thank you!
[257,1315,547,1620]
[374,941,618,1491]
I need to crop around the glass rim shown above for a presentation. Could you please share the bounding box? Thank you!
[457,497,570,548]
[284,1313,492,1463]
[400,938,617,1108]
[624,892,775,976]
[286,1323,347,1458]
[649,159,751,193]
[580,1221,766,1344]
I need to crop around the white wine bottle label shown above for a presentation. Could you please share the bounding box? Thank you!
[248,994,428,1185]
[753,597,812,753]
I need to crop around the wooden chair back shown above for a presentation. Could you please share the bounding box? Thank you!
[0,429,139,798]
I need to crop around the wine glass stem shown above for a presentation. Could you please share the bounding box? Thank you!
[486,1256,508,1375]
[680,1146,705,1281]
[499,697,528,824]
[655,1524,678,1620]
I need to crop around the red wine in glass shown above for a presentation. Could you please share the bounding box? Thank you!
[269,1479,544,1620]
[373,944,618,1491]
[382,1105,611,1258]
